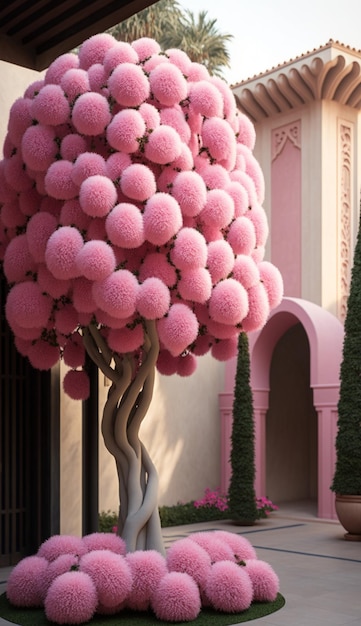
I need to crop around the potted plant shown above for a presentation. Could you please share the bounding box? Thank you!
[331,209,361,540]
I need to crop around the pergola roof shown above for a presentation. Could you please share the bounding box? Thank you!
[0,0,157,71]
[233,40,361,123]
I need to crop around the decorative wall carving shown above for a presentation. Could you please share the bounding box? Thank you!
[272,121,301,161]
[338,122,352,322]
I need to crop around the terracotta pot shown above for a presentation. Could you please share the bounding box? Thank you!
[335,494,361,541]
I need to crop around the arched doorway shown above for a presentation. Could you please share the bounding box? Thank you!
[266,323,318,511]
[220,297,344,520]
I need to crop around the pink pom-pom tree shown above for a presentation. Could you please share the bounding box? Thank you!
[0,34,283,557]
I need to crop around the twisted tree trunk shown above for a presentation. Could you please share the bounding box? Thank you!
[82,320,165,555]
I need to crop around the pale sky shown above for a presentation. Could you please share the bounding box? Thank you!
[179,0,361,84]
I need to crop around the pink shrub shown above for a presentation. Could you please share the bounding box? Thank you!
[151,571,201,622]
[27,212,58,263]
[44,160,78,200]
[108,63,150,107]
[31,84,70,126]
[108,324,144,353]
[61,68,90,102]
[41,553,80,600]
[126,549,168,611]
[76,240,116,280]
[120,163,157,201]
[106,109,146,153]
[45,226,84,279]
[3,234,36,283]
[78,33,116,70]
[211,336,238,361]
[149,63,187,106]
[63,369,90,401]
[136,277,170,319]
[80,550,132,609]
[176,352,198,376]
[5,281,52,329]
[144,125,182,165]
[209,279,249,325]
[157,303,198,356]
[6,555,49,607]
[166,537,211,588]
[245,559,279,601]
[143,193,182,245]
[92,269,138,318]
[171,227,207,269]
[189,81,223,118]
[188,532,235,564]
[38,534,87,562]
[28,339,60,370]
[45,571,97,624]
[22,125,57,171]
[212,531,257,561]
[82,532,126,555]
[72,92,111,136]
[171,171,207,217]
[206,560,253,612]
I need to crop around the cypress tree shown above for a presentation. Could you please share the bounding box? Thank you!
[331,209,361,495]
[228,331,258,523]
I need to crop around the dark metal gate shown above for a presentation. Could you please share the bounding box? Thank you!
[0,270,60,566]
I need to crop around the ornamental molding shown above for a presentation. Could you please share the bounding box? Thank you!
[233,43,361,123]
[272,121,301,161]
[337,120,353,322]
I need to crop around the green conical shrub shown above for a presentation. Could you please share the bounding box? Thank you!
[228,332,258,523]
[331,209,361,495]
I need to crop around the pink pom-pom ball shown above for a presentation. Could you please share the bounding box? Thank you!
[108,63,150,107]
[106,109,146,153]
[241,282,270,332]
[82,532,126,555]
[1,198,26,230]
[87,63,108,94]
[126,550,168,611]
[165,48,192,73]
[237,112,256,150]
[207,240,235,283]
[72,92,111,136]
[55,303,79,335]
[156,167,178,193]
[230,170,258,207]
[45,52,79,84]
[27,339,60,370]
[106,152,132,181]
[78,33,116,70]
[31,84,70,126]
[92,269,138,318]
[139,252,177,286]
[6,281,52,329]
[44,160,78,200]
[176,352,198,376]
[76,240,116,281]
[238,145,265,203]
[157,303,198,356]
[7,97,32,147]
[63,369,90,400]
[72,152,107,186]
[171,227,207,269]
[18,187,42,217]
[0,162,17,203]
[26,211,58,263]
[106,202,144,249]
[206,318,239,340]
[108,324,144,353]
[79,175,117,218]
[38,534,87,562]
[187,62,210,81]
[139,102,161,130]
[156,349,179,375]
[14,336,32,356]
[142,53,169,72]
[201,117,236,167]
[233,254,260,289]
[23,78,45,98]
[149,63,188,106]
[11,323,42,342]
[192,333,212,356]
[4,152,33,192]
[200,163,230,191]
[212,531,257,561]
[72,277,97,313]
[85,216,107,241]
[143,193,182,246]
[41,553,79,600]
[172,142,194,171]
[151,571,201,622]
[225,181,249,217]
[45,570,97,624]
[60,199,90,231]
[145,124,182,165]
[189,532,235,563]
[211,336,237,362]
[228,216,257,256]
[171,171,207,217]
[3,234,35,283]
[60,67,90,102]
[6,555,49,607]
[252,245,266,263]
[259,261,284,309]
[131,36,160,60]
[103,40,139,73]
[210,76,237,119]
[80,549,132,609]
[244,559,280,602]
[178,267,212,303]
[189,80,223,118]
[200,189,234,230]
[63,333,86,368]
[136,277,170,319]
[166,536,211,589]
[60,133,88,162]
[209,279,249,325]
[45,226,83,280]
[206,561,253,612]
[247,205,269,247]
[160,107,191,143]
[120,163,157,202]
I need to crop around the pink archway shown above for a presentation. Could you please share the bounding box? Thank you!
[219,297,344,520]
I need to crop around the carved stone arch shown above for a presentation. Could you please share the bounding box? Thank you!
[220,297,344,519]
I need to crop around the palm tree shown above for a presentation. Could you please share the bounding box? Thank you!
[107,1,232,78]
[161,9,232,77]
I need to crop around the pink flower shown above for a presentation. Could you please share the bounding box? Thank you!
[149,63,188,106]
[143,193,182,246]
[78,33,116,70]
[31,84,70,126]
[171,171,207,217]
[72,92,111,136]
[189,80,223,117]
[38,534,87,562]
[76,240,116,281]
[120,163,157,202]
[45,226,84,280]
[245,559,279,601]
[45,52,79,84]
[106,109,146,153]
[241,283,270,333]
[79,175,117,218]
[206,561,253,612]
[6,555,49,607]
[108,63,150,107]
[103,40,138,73]
[60,68,90,102]
[136,277,170,319]
[28,340,60,370]
[108,324,144,353]
[92,269,138,319]
[126,550,168,611]
[82,532,126,555]
[44,160,78,200]
[176,352,197,376]
[166,537,211,588]
[157,303,198,356]
[80,549,132,608]
[6,281,52,329]
[7,97,32,147]
[72,152,107,186]
[144,125,182,165]
[3,234,36,283]
[22,125,57,171]
[106,203,145,249]
[209,279,249,326]
[131,36,160,60]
